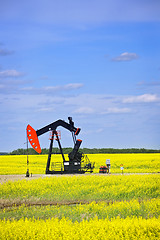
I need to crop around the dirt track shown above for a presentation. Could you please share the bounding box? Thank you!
[0,174,74,184]
[0,172,158,184]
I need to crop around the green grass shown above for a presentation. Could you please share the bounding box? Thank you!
[1,198,160,222]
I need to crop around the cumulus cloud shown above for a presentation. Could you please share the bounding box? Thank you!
[62,93,160,115]
[1,84,159,124]
[112,52,139,62]
[123,94,160,103]
[63,93,132,115]
[0,69,24,78]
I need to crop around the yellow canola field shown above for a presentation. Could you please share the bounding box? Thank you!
[0,216,160,240]
[0,153,160,174]
[0,163,160,239]
[1,174,159,204]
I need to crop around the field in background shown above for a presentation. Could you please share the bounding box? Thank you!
[0,153,160,175]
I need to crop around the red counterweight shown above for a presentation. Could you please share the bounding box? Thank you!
[26,124,41,154]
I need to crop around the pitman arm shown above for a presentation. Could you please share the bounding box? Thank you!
[36,119,80,137]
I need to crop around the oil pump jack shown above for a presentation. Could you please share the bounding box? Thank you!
[26,117,94,174]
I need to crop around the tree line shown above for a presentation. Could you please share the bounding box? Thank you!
[7,147,160,155]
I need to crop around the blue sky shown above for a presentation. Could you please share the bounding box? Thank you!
[0,0,160,152]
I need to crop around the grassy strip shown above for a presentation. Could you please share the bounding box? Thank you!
[1,199,160,221]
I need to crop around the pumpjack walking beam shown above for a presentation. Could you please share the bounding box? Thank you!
[27,117,80,155]
[36,118,80,138]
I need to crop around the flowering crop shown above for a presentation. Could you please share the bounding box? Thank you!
[0,154,160,239]
[0,153,160,174]
[0,174,159,207]
[0,216,160,240]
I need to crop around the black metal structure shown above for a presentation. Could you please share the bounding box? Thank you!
[27,117,94,174]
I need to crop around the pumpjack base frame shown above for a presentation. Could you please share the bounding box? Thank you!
[46,170,86,174]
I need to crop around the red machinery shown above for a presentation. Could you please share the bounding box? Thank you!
[99,159,110,174]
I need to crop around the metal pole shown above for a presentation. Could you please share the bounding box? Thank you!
[27,131,29,165]
[26,129,29,177]
[46,131,54,173]
[56,131,66,163]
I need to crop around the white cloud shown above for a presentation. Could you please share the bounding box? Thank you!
[1,87,159,127]
[123,94,160,103]
[102,107,131,114]
[64,83,83,90]
[36,107,53,112]
[63,94,132,115]
[0,91,131,117]
[112,52,139,62]
[21,87,34,91]
[74,107,95,114]
[43,83,83,92]
[1,90,160,151]
[20,83,83,95]
[0,70,24,78]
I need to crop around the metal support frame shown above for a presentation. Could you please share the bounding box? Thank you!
[46,130,66,174]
